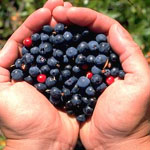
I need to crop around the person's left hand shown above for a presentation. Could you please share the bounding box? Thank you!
[0,1,79,150]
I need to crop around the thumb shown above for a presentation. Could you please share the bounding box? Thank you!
[108,24,150,85]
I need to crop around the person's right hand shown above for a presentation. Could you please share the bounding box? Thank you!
[52,6,150,150]
[0,1,79,150]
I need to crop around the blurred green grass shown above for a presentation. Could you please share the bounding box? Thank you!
[0,0,150,149]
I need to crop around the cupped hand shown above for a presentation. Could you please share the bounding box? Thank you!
[0,1,79,150]
[52,6,150,150]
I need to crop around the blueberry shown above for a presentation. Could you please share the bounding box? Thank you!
[87,55,95,64]
[75,54,86,65]
[95,54,108,66]
[77,76,90,88]
[62,87,71,97]
[63,55,69,64]
[50,87,62,99]
[71,84,80,94]
[49,96,61,105]
[96,34,107,43]
[71,94,82,106]
[119,70,125,79]
[99,42,110,54]
[73,33,82,42]
[31,33,40,42]
[45,77,56,88]
[42,25,53,34]
[50,69,60,77]
[110,53,118,62]
[96,82,107,92]
[82,29,90,37]
[47,57,58,68]
[11,69,24,80]
[53,34,65,44]
[30,47,39,55]
[64,65,72,70]
[39,42,52,55]
[77,41,89,54]
[22,47,29,55]
[15,59,22,68]
[82,97,89,104]
[34,83,47,92]
[22,53,34,64]
[83,105,93,116]
[88,97,97,107]
[40,65,50,74]
[91,66,101,74]
[91,74,103,85]
[65,100,73,109]
[63,31,73,42]
[104,69,111,77]
[36,55,46,65]
[72,66,81,74]
[76,114,86,122]
[66,47,78,58]
[24,75,33,84]
[40,33,49,41]
[49,35,55,43]
[85,86,95,96]
[61,70,71,79]
[54,23,65,33]
[88,41,99,51]
[64,76,78,87]
[53,49,63,59]
[29,66,40,77]
[111,67,119,77]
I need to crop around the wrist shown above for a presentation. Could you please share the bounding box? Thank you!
[4,139,73,150]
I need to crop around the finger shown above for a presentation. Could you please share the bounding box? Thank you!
[53,7,117,32]
[0,8,51,69]
[64,2,72,8]
[53,6,71,25]
[108,24,150,85]
[43,0,64,11]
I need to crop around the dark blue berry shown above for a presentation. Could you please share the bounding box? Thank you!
[49,96,61,105]
[29,66,40,77]
[54,23,65,33]
[71,84,80,94]
[40,33,49,41]
[76,114,86,122]
[64,76,78,87]
[40,65,50,74]
[47,57,58,68]
[53,34,65,44]
[91,66,101,74]
[42,25,53,34]
[11,69,24,80]
[36,55,46,65]
[63,55,69,64]
[34,83,47,92]
[24,75,33,84]
[110,53,118,62]
[61,70,71,79]
[63,31,73,42]
[30,47,39,55]
[53,49,63,59]
[66,47,78,58]
[99,42,110,54]
[39,42,52,55]
[104,69,111,77]
[96,82,107,92]
[15,59,22,68]
[45,77,56,88]
[95,54,108,66]
[87,55,95,64]
[85,86,95,96]
[22,47,29,55]
[96,34,107,43]
[72,66,81,74]
[50,87,61,99]
[50,69,60,77]
[119,70,125,79]
[88,41,99,51]
[62,87,71,97]
[75,54,86,65]
[77,41,89,54]
[83,105,93,116]
[91,74,103,85]
[77,76,90,88]
[31,33,40,42]
[71,94,82,106]
[111,67,119,77]
[22,53,34,64]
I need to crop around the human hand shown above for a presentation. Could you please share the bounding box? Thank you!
[0,1,79,150]
[52,5,150,150]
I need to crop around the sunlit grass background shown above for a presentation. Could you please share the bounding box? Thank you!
[0,0,150,149]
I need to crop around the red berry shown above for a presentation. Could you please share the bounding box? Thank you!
[106,76,114,85]
[23,37,32,47]
[37,74,47,83]
[82,64,88,70]
[86,72,93,79]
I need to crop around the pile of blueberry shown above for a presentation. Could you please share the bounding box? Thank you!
[10,23,125,122]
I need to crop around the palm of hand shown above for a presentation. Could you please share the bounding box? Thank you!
[0,1,79,148]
